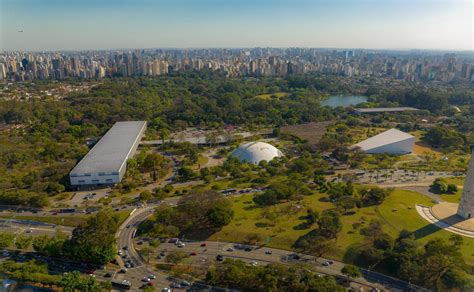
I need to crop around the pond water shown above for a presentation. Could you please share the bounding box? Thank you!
[320,95,368,108]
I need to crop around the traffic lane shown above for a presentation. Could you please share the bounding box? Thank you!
[117,267,181,291]
[0,224,73,237]
[116,207,182,290]
[153,242,376,291]
[158,241,325,266]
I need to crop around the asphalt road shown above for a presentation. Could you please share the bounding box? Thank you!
[114,206,187,291]
[0,219,73,237]
[116,203,413,291]
[150,241,382,291]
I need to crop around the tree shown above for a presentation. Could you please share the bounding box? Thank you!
[446,184,458,194]
[360,220,383,243]
[327,182,353,200]
[430,178,448,193]
[176,166,195,182]
[159,128,171,148]
[67,208,120,264]
[165,250,189,264]
[306,208,319,225]
[206,259,345,291]
[59,271,102,291]
[139,246,153,264]
[341,264,361,279]
[244,233,264,246]
[15,235,32,250]
[317,209,342,239]
[448,234,463,249]
[32,235,51,253]
[313,174,327,192]
[359,187,391,206]
[207,199,234,228]
[294,232,333,258]
[334,196,358,213]
[139,190,153,202]
[0,233,14,249]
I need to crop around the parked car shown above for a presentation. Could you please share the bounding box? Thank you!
[216,255,224,261]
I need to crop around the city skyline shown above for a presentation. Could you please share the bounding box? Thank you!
[1,0,473,51]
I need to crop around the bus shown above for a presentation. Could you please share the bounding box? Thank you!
[111,279,132,290]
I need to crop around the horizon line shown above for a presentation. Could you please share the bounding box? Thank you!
[2,46,474,54]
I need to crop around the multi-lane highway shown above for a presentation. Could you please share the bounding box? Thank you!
[0,218,73,237]
[114,206,186,291]
[114,202,424,292]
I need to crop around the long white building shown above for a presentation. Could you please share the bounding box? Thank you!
[69,121,146,187]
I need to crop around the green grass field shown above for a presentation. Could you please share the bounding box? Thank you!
[438,177,464,203]
[209,189,474,265]
[255,92,288,99]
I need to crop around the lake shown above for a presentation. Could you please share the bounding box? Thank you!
[320,95,368,108]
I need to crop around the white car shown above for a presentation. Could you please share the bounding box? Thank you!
[177,241,185,248]
[250,261,258,266]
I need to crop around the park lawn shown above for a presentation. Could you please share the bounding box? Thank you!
[255,92,288,100]
[437,177,464,203]
[191,155,209,170]
[209,189,474,266]
[439,190,463,203]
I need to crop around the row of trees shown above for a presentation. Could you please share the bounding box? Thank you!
[347,221,472,291]
[0,260,110,291]
[0,209,121,265]
[206,259,345,291]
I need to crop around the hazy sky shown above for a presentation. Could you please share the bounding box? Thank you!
[1,0,473,51]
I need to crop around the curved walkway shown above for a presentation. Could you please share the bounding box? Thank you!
[416,205,474,238]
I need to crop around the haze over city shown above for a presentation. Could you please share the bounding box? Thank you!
[1,0,473,51]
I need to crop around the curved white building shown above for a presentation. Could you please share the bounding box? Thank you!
[353,128,415,154]
[231,142,283,164]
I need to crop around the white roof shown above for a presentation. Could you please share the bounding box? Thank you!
[353,128,414,151]
[231,141,283,164]
[70,121,146,175]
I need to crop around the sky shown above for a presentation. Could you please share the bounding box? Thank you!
[0,0,473,51]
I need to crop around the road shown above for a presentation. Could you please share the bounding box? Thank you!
[114,206,189,291]
[148,241,398,291]
[0,218,73,237]
[116,201,426,292]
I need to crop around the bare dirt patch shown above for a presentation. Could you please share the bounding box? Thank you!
[281,121,333,145]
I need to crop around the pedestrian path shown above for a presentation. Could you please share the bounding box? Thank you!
[416,205,474,238]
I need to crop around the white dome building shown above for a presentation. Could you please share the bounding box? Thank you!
[231,142,283,165]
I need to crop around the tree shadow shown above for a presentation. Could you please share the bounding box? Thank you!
[243,205,259,211]
[255,222,274,228]
[182,228,220,241]
[293,222,311,230]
